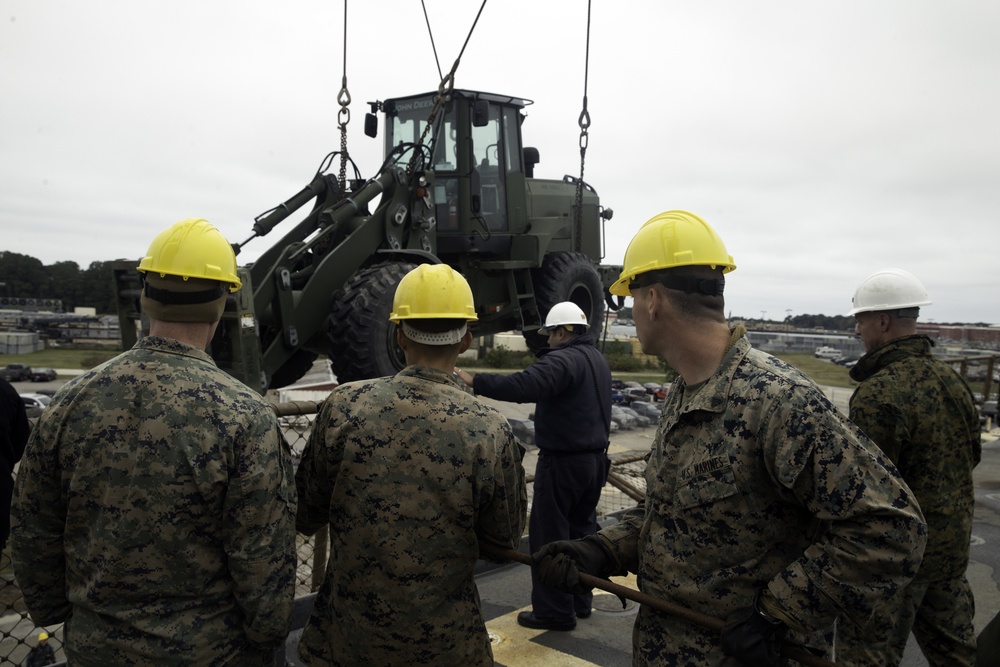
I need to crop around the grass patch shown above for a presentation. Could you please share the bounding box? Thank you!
[0,348,121,373]
[591,356,856,389]
[776,354,857,388]
[463,352,857,388]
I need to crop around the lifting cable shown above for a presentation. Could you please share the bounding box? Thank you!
[573,0,593,253]
[337,0,352,193]
[421,0,444,81]
[408,0,489,179]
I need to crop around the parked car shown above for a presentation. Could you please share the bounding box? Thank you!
[652,383,671,401]
[21,392,51,418]
[611,389,628,405]
[610,405,636,430]
[610,378,625,391]
[630,401,662,422]
[981,401,998,429]
[642,382,661,396]
[506,417,535,447]
[30,367,58,382]
[623,387,651,404]
[1,363,32,381]
[619,406,651,428]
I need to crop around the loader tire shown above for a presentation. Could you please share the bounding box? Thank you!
[527,252,604,356]
[268,350,320,390]
[327,261,417,383]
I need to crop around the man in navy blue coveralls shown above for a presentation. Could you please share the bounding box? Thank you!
[455,302,612,630]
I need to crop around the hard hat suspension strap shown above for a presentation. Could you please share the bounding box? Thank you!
[142,280,226,306]
[631,272,725,297]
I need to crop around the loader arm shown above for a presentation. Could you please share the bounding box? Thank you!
[250,167,417,387]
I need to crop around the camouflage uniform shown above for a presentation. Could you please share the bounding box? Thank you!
[838,335,980,666]
[10,336,297,667]
[295,365,527,666]
[596,327,927,666]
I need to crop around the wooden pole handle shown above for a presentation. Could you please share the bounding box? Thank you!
[481,546,838,667]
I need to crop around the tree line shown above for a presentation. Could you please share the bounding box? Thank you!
[1,251,980,330]
[614,305,858,332]
[0,251,117,314]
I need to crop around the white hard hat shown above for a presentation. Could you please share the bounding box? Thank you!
[539,301,589,333]
[848,268,932,316]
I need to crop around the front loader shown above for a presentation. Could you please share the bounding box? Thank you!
[114,89,620,392]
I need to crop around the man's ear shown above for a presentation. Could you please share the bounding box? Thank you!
[459,329,473,354]
[396,327,409,350]
[646,285,663,321]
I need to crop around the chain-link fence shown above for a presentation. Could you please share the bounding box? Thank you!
[0,401,648,665]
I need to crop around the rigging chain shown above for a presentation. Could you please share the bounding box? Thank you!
[574,0,594,252]
[337,0,351,193]
[408,0,488,179]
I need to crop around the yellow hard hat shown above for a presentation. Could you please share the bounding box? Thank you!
[609,210,736,296]
[38,632,49,641]
[389,264,478,322]
[138,218,241,292]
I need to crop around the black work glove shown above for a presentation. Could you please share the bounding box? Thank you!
[532,535,613,596]
[720,593,787,667]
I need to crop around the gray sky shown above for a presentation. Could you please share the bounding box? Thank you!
[2,0,998,324]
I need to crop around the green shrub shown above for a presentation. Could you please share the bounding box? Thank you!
[606,353,644,373]
[601,341,632,356]
[482,345,516,368]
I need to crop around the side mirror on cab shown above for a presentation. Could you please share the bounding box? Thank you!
[473,100,489,128]
[364,113,378,138]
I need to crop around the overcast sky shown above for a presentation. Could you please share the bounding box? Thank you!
[2,0,998,324]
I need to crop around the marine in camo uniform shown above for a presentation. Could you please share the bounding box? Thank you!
[836,268,980,667]
[10,219,297,667]
[295,264,527,667]
[532,211,927,666]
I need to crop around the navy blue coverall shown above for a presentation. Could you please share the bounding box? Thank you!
[473,332,612,621]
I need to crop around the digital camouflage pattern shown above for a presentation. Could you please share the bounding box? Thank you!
[838,334,980,666]
[596,329,927,666]
[295,365,527,667]
[849,335,980,581]
[10,336,297,667]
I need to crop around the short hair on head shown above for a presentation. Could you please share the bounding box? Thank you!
[140,273,229,323]
[642,266,727,323]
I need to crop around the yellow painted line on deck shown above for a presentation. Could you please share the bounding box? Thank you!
[487,574,640,666]
[488,612,602,666]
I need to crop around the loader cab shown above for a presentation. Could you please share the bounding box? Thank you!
[382,90,532,255]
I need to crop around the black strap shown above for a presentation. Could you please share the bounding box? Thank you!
[631,271,725,297]
[659,275,725,296]
[143,280,226,305]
